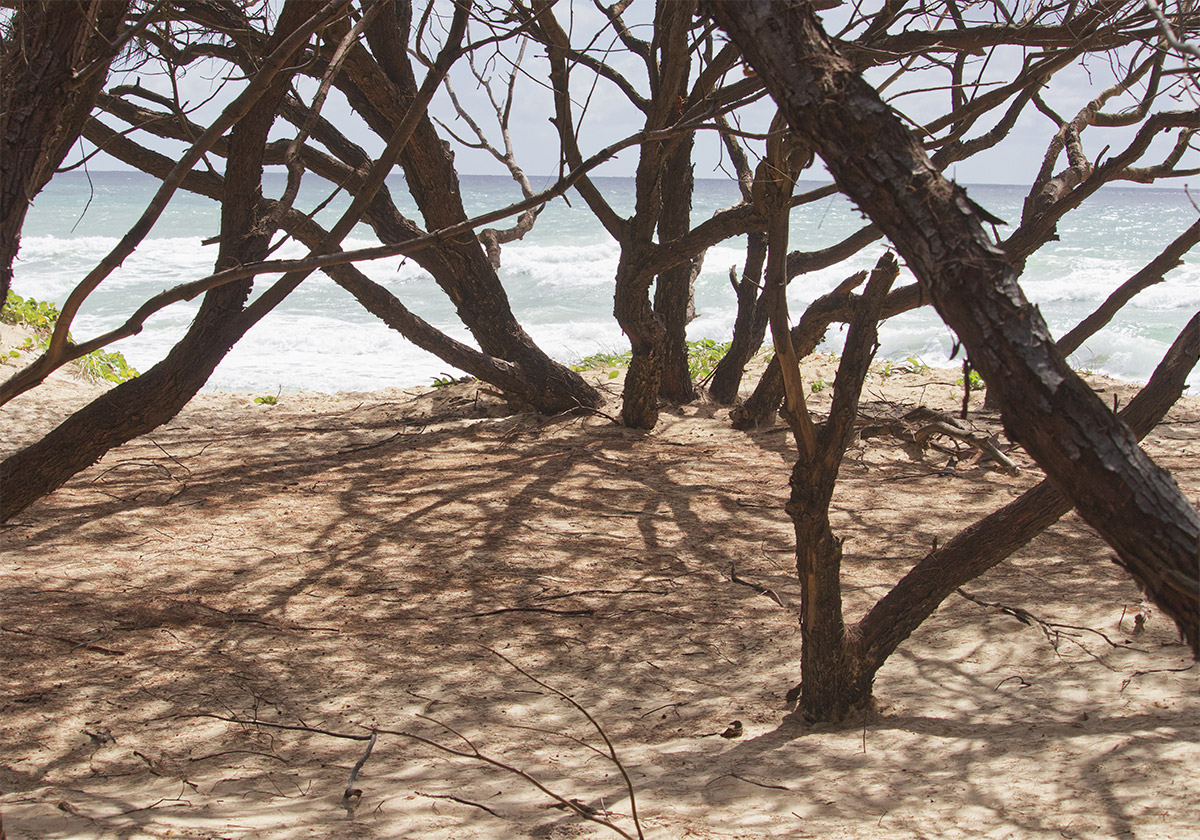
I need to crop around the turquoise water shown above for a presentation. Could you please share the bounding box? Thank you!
[11,171,1199,392]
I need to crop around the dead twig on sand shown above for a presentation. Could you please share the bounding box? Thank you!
[185,653,647,839]
[343,731,377,800]
[0,624,125,655]
[415,790,501,817]
[955,589,1132,652]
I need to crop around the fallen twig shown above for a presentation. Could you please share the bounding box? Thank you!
[0,625,125,656]
[729,564,787,608]
[344,731,377,799]
[467,606,596,618]
[416,790,501,817]
[955,589,1129,650]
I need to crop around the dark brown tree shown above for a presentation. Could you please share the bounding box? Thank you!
[1,0,469,519]
[1,0,135,301]
[708,0,1199,720]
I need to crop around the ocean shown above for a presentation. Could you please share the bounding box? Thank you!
[11,171,1200,393]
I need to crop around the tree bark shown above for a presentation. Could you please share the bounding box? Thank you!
[708,0,1200,653]
[1,0,314,521]
[854,311,1200,692]
[1,0,133,301]
[346,6,600,413]
[655,132,700,404]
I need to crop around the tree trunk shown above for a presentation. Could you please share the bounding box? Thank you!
[1,0,311,521]
[1,0,132,300]
[709,0,1200,652]
[733,283,922,429]
[850,311,1200,699]
[708,233,768,404]
[345,7,600,413]
[655,133,700,403]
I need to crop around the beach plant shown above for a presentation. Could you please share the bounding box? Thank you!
[878,356,931,378]
[687,338,732,381]
[810,379,828,393]
[2,292,139,384]
[905,356,931,374]
[573,340,733,383]
[956,369,985,391]
[571,349,632,380]
[431,373,476,389]
[253,394,279,405]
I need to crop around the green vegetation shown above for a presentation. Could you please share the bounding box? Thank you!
[810,379,828,393]
[431,373,476,389]
[571,339,735,382]
[878,356,931,379]
[571,348,631,380]
[253,394,279,405]
[957,369,985,391]
[2,291,140,384]
[686,338,730,381]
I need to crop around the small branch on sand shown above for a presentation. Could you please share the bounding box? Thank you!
[0,624,125,656]
[415,790,501,817]
[729,563,787,608]
[343,731,377,800]
[467,606,596,618]
[955,589,1129,651]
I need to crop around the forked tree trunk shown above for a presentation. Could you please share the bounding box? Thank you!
[0,0,133,300]
[788,255,897,720]
[798,313,1200,716]
[710,0,1200,652]
[617,261,667,428]
[0,0,314,521]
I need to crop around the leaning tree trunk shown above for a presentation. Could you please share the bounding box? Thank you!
[709,0,1200,653]
[349,7,599,413]
[707,232,768,404]
[0,0,313,521]
[0,0,133,301]
[733,282,923,429]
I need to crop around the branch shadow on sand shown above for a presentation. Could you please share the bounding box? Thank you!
[2,380,1197,839]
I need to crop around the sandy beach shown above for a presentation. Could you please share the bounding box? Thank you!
[2,324,1197,839]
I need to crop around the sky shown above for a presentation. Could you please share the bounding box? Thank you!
[69,2,1198,191]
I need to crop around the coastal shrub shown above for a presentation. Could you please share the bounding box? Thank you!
[956,369,985,391]
[431,373,476,388]
[879,356,931,378]
[572,340,734,382]
[687,338,732,381]
[2,291,139,384]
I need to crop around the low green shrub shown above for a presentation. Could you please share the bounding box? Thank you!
[571,339,733,382]
[2,291,139,384]
[956,369,985,391]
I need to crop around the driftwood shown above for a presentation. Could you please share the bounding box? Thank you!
[858,407,1020,476]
